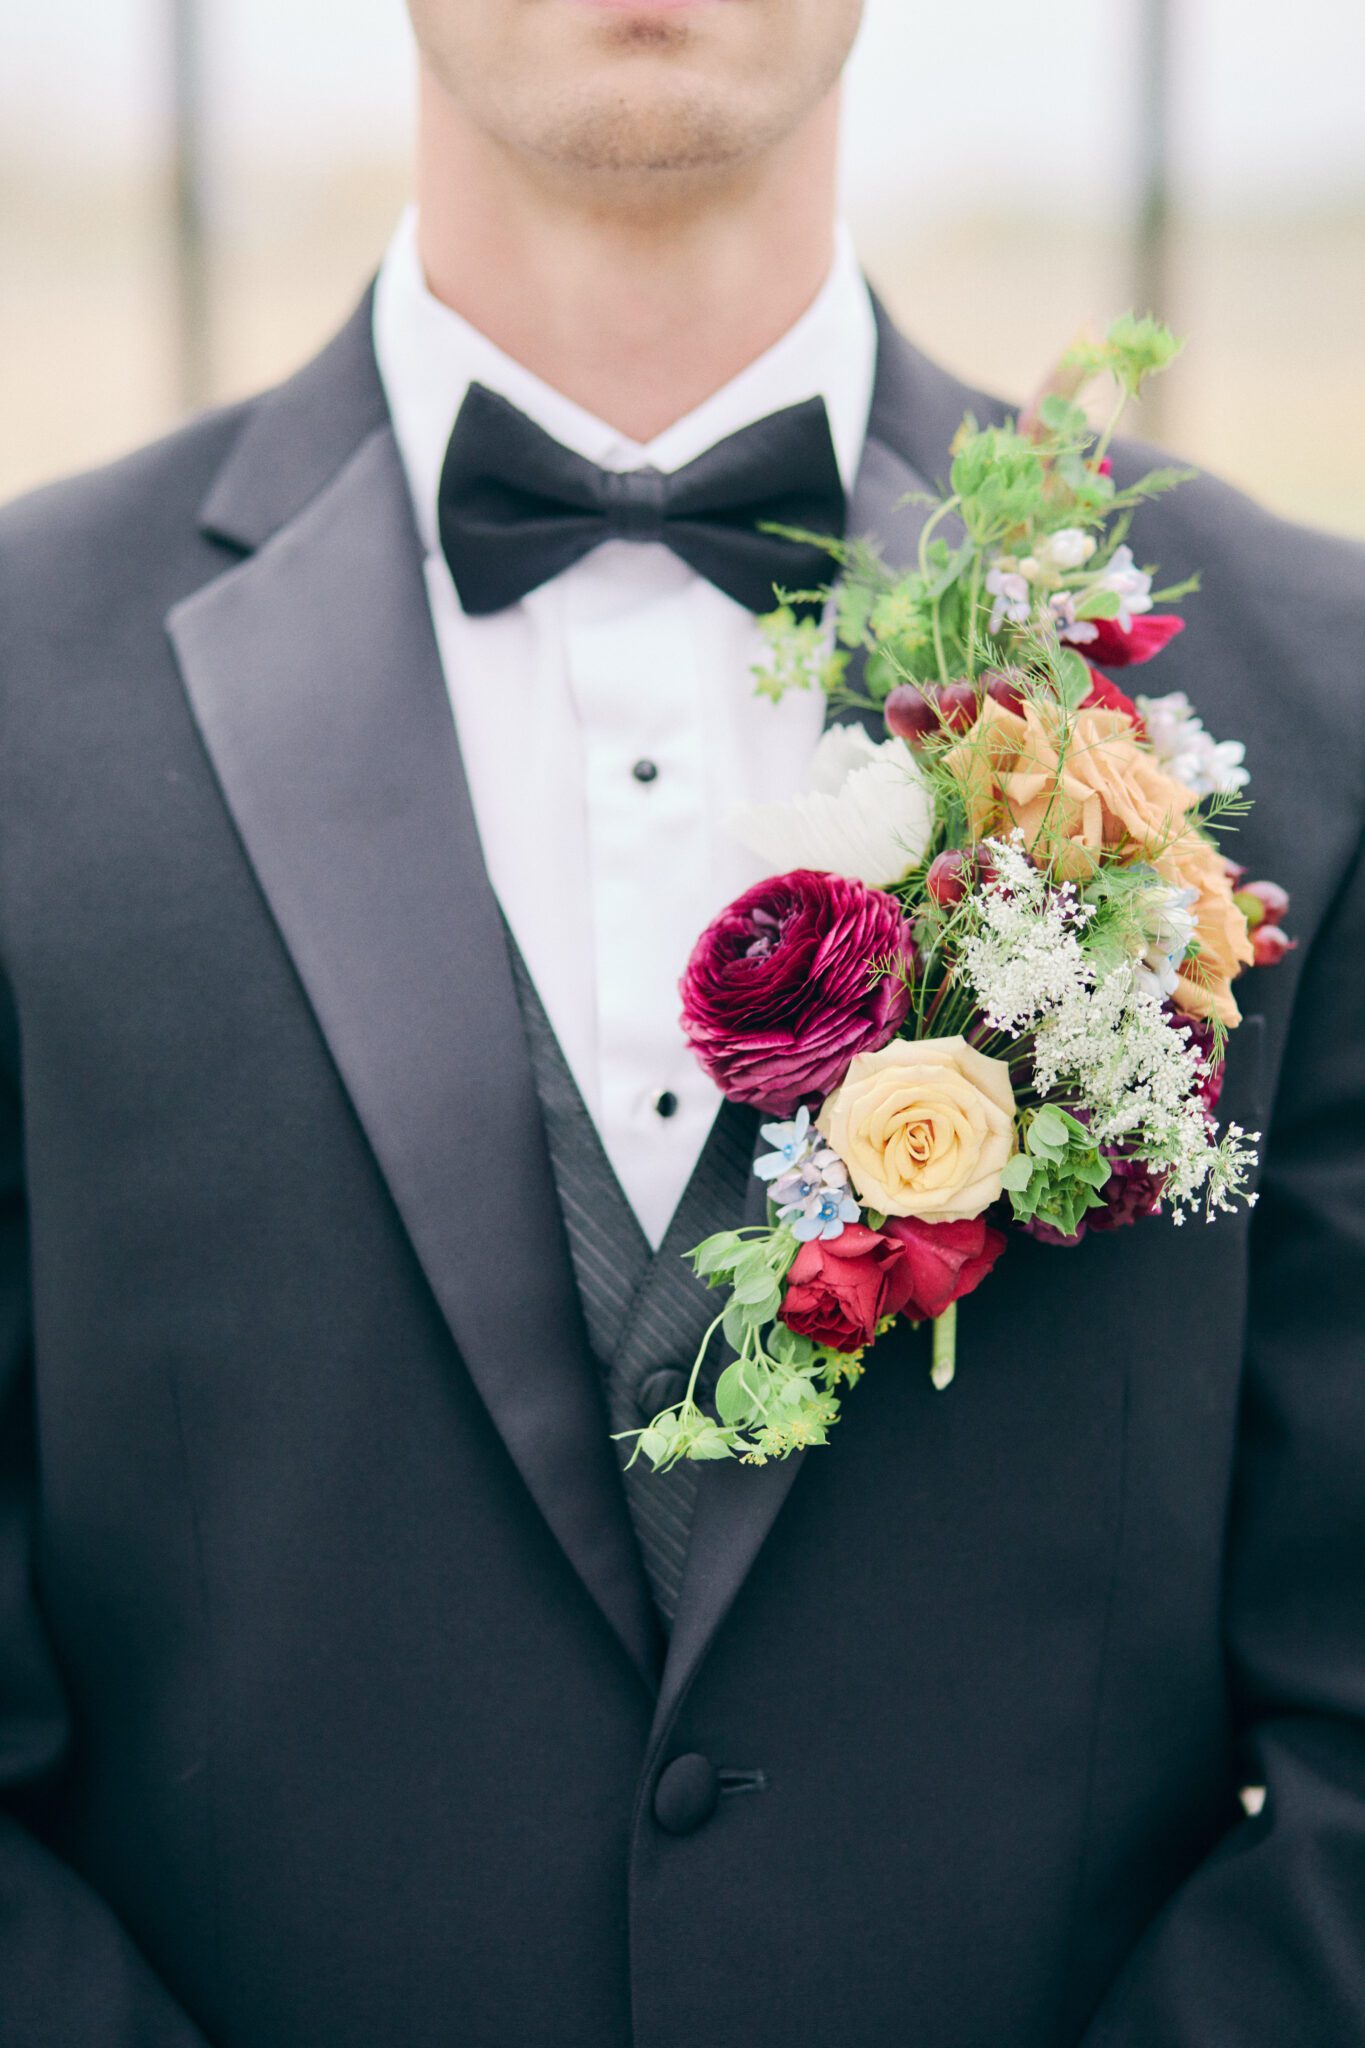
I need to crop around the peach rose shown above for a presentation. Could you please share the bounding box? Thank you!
[1155,828,1256,1027]
[817,1037,1017,1224]
[945,698,1195,880]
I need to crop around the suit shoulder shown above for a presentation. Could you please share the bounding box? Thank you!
[0,400,252,591]
[1113,437,1364,624]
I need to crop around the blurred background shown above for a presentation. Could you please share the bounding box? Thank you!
[4,0,1363,534]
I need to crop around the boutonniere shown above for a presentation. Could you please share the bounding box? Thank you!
[624,316,1293,1474]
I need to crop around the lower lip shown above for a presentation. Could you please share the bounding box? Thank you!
[563,0,723,10]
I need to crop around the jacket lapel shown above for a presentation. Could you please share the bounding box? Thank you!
[651,319,949,1745]
[168,332,659,1690]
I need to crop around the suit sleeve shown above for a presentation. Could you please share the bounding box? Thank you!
[1080,819,1365,2045]
[0,976,209,2045]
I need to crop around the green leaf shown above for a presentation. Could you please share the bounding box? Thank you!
[1054,648,1093,713]
[1116,465,1197,504]
[1149,572,1202,604]
[924,536,975,601]
[767,1322,803,1365]
[732,1266,780,1306]
[722,1302,751,1350]
[1028,1106,1072,1156]
[691,1233,742,1278]
[1074,588,1122,621]
[714,1361,751,1425]
[638,1429,668,1466]
[691,1434,735,1462]
[1000,1153,1037,1192]
[1038,394,1090,440]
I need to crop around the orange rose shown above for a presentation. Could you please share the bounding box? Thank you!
[946,699,1195,880]
[1155,828,1256,1027]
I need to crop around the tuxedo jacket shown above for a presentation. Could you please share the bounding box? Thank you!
[0,294,1362,2048]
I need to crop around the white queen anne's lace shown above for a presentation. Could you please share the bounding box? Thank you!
[956,837,1259,1220]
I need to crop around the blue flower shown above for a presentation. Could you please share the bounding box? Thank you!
[786,1184,862,1242]
[754,1105,814,1182]
[754,1109,862,1240]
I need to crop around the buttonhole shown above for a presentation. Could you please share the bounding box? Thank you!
[718,1769,769,1798]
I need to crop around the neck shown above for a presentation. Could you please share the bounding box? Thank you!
[414,74,842,443]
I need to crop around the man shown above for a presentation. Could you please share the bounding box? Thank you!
[1,2,1362,2042]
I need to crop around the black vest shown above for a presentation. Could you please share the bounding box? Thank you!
[505,932,757,1623]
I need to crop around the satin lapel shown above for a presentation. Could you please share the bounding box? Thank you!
[167,423,659,1689]
[651,402,942,1746]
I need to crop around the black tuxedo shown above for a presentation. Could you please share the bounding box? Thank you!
[0,293,1362,2047]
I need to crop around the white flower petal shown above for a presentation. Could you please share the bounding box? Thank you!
[730,726,934,888]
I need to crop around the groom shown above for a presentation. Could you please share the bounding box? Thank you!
[2,3,1362,2043]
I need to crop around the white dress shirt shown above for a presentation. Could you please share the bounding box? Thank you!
[373,207,877,1246]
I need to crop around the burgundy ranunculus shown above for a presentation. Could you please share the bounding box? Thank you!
[881,1214,1007,1319]
[1025,1217,1087,1248]
[1172,1010,1225,1111]
[1087,1154,1167,1233]
[780,1225,912,1353]
[1086,613,1185,668]
[680,869,914,1114]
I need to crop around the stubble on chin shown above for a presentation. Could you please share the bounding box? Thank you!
[526,84,756,180]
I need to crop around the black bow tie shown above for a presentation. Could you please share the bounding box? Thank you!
[437,381,846,618]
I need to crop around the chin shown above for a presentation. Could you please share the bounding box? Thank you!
[534,85,759,177]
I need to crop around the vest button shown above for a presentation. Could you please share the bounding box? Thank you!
[653,1753,719,1836]
[638,1368,688,1420]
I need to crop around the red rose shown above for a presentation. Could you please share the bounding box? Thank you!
[1086,613,1185,668]
[880,1214,1007,1321]
[780,1225,912,1353]
[1083,667,1145,729]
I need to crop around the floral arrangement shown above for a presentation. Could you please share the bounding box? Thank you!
[625,317,1293,1474]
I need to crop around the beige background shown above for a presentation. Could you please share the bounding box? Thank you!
[4,0,1364,538]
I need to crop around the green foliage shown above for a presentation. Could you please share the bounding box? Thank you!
[1064,312,1185,400]
[951,424,1048,543]
[616,1226,856,1470]
[1001,1107,1112,1239]
[1052,646,1095,713]
[751,605,850,705]
[1080,862,1166,976]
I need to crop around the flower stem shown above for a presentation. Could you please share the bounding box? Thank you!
[1091,384,1131,471]
[917,494,961,686]
[931,1301,958,1391]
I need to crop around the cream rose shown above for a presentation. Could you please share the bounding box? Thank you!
[818,1037,1018,1224]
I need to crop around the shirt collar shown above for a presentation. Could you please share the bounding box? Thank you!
[373,204,877,560]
